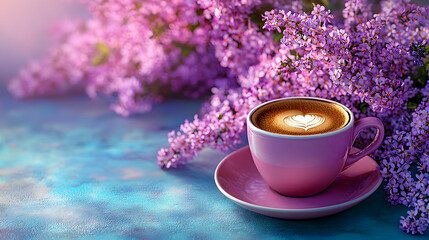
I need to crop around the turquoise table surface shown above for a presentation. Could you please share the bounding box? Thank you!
[0,87,420,240]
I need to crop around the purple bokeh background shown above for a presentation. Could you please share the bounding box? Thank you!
[0,0,88,85]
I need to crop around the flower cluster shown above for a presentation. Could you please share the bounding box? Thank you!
[9,0,429,234]
[157,0,429,234]
[378,97,429,234]
[265,0,424,111]
[8,0,226,116]
[410,43,429,66]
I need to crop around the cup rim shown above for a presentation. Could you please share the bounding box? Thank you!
[247,97,355,139]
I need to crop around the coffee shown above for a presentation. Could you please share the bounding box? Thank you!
[251,98,350,135]
[247,97,384,196]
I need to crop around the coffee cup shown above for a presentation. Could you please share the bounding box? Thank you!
[247,97,384,197]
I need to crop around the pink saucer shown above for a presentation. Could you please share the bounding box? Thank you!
[214,146,382,219]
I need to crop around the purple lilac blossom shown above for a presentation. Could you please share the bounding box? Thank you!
[8,0,227,116]
[7,0,429,234]
[158,0,429,234]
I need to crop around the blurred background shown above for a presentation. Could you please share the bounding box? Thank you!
[0,0,88,86]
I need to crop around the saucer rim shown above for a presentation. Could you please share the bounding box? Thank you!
[214,146,382,213]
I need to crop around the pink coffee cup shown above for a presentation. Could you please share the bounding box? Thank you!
[247,97,384,197]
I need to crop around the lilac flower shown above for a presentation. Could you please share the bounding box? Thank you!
[9,0,228,116]
[410,43,428,66]
[7,0,429,234]
[157,0,429,234]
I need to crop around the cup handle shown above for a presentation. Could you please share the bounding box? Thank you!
[343,117,385,170]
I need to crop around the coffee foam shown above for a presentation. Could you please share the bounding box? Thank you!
[284,114,325,131]
[251,99,350,135]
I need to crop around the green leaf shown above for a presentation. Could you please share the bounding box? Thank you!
[407,101,418,109]
[218,114,224,120]
[188,22,200,33]
[412,65,428,88]
[172,41,196,57]
[196,9,204,16]
[151,22,168,39]
[91,42,110,66]
[133,61,141,70]
[357,102,369,114]
[92,56,103,66]
[407,93,424,110]
[273,32,284,42]
[249,4,274,26]
[249,13,264,29]
[135,2,142,10]
[96,42,109,55]
[321,0,330,6]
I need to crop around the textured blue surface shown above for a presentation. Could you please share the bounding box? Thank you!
[0,87,420,239]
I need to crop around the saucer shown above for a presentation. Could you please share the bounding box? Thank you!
[214,146,382,219]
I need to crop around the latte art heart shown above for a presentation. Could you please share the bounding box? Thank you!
[284,114,325,131]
